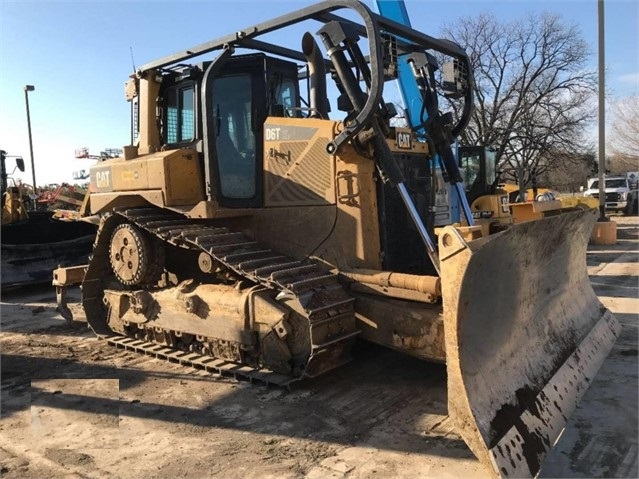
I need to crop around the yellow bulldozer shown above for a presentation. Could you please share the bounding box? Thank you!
[53,1,620,476]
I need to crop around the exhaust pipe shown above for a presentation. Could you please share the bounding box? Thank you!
[302,32,328,119]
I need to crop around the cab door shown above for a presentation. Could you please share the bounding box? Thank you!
[203,60,267,208]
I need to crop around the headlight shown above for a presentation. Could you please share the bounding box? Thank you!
[619,192,628,201]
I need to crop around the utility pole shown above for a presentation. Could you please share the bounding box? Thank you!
[597,0,606,220]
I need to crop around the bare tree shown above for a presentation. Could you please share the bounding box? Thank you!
[538,150,595,192]
[609,94,639,170]
[439,12,597,190]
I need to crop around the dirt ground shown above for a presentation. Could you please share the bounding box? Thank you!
[1,216,637,479]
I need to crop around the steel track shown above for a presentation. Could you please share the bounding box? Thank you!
[83,206,358,386]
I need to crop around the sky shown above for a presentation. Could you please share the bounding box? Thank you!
[1,0,637,186]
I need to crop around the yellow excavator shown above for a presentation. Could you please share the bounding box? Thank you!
[53,1,620,476]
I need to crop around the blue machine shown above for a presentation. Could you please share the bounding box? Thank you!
[374,0,468,225]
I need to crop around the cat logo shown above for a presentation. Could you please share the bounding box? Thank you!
[94,169,112,190]
[396,131,412,150]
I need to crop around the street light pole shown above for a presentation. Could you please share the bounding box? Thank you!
[597,0,606,221]
[24,84,36,193]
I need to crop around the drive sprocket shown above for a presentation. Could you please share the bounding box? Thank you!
[109,223,162,286]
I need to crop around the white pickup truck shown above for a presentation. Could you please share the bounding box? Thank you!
[584,172,638,215]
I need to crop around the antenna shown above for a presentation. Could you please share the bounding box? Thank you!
[130,46,136,72]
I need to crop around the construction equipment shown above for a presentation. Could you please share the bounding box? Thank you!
[371,2,563,232]
[72,148,123,183]
[0,150,97,289]
[36,183,86,208]
[74,147,123,161]
[457,145,512,234]
[1,152,29,225]
[458,146,599,230]
[53,2,620,477]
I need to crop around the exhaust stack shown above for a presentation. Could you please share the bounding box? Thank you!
[302,32,328,119]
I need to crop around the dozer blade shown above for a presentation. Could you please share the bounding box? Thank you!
[438,209,620,478]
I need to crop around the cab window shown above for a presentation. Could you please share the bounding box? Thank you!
[277,79,298,116]
[212,73,256,199]
[166,85,195,143]
[461,153,481,191]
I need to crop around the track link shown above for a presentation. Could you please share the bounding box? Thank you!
[107,336,295,386]
[83,206,358,385]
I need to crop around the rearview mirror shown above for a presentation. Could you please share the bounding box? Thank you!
[15,157,25,172]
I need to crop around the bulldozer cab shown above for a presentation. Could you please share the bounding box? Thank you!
[459,146,497,204]
[158,54,301,208]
